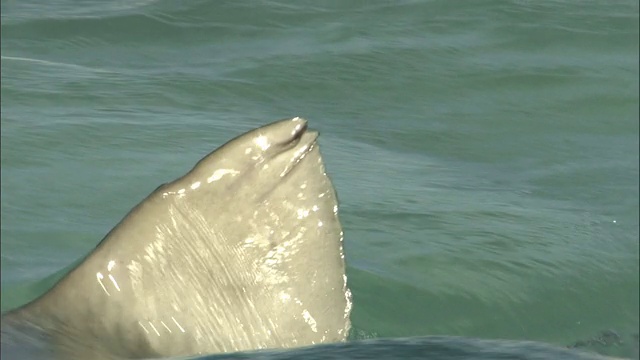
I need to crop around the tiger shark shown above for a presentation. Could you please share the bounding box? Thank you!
[1,117,352,359]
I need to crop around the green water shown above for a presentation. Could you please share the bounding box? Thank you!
[1,0,638,358]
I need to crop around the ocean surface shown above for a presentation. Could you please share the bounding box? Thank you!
[1,0,638,359]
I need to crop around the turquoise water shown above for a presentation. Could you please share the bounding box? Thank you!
[1,0,638,358]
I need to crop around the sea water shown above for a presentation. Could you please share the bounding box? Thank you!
[1,0,638,358]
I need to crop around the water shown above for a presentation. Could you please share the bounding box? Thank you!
[1,0,638,358]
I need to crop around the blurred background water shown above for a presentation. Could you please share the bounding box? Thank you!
[1,0,638,358]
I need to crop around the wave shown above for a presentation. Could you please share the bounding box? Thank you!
[1,56,113,74]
